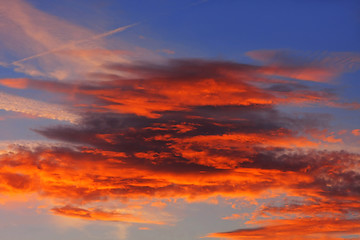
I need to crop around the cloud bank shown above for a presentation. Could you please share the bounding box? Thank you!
[0,52,359,239]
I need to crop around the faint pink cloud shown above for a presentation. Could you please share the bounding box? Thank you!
[157,49,175,55]
[247,49,360,82]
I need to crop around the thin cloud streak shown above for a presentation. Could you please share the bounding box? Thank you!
[0,91,80,123]
[207,218,360,240]
[247,49,360,82]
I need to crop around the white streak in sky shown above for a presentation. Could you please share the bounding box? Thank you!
[0,92,80,123]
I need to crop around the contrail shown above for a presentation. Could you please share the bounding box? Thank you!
[11,22,140,65]
[88,22,139,41]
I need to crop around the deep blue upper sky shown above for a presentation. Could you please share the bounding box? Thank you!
[26,0,359,59]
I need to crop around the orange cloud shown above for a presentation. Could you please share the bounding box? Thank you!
[0,78,28,89]
[259,65,338,82]
[352,129,360,136]
[207,217,360,240]
[222,214,243,220]
[51,205,164,224]
[0,130,358,225]
[247,50,360,82]
[0,55,359,237]
[2,59,354,119]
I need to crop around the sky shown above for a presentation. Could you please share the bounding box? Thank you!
[0,0,360,239]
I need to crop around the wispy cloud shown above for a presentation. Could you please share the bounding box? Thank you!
[11,22,139,66]
[0,0,145,80]
[247,49,360,82]
[0,91,80,123]
[51,205,164,224]
[207,218,360,240]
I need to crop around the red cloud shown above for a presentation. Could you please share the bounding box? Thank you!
[352,129,360,136]
[52,205,164,224]
[0,57,359,236]
[207,217,360,240]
